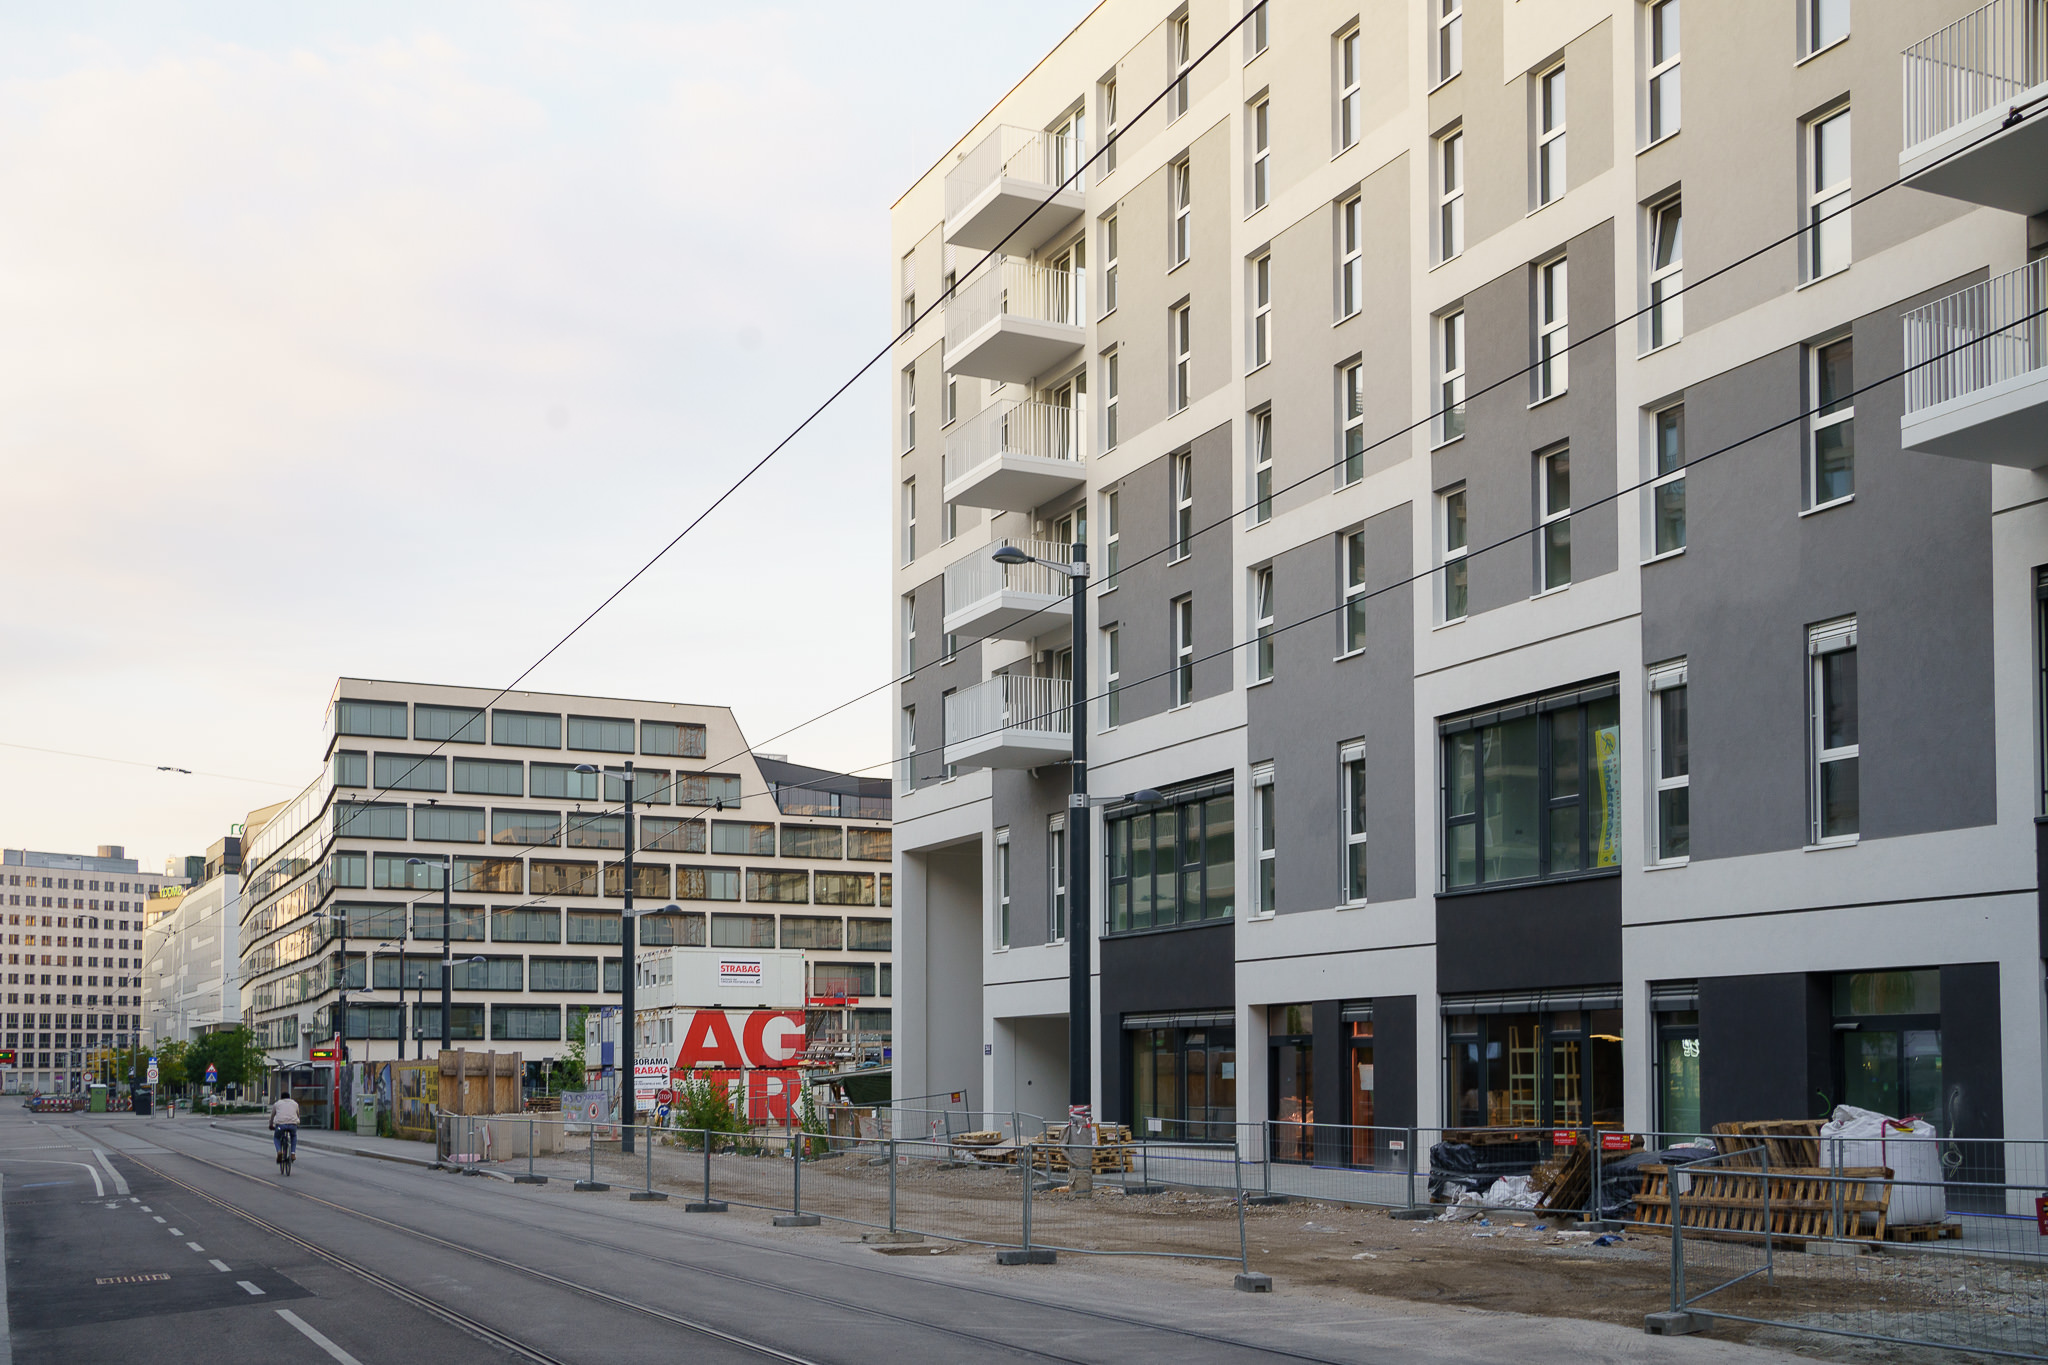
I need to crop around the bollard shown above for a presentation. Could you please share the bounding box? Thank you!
[514,1115,547,1184]
[686,1128,727,1212]
[1232,1142,1269,1292]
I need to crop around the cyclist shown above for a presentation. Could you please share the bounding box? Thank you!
[268,1093,302,1160]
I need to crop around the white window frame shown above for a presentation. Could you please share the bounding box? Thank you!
[1250,2,1269,56]
[1252,763,1276,917]
[1537,64,1567,206]
[1251,97,1271,211]
[1436,0,1463,86]
[1250,408,1274,525]
[1103,213,1119,314]
[1253,565,1276,683]
[942,497,959,544]
[940,686,958,780]
[901,364,916,451]
[1101,349,1121,455]
[1171,595,1195,707]
[1440,484,1469,624]
[942,343,959,425]
[1251,252,1272,369]
[1048,815,1067,942]
[899,704,917,786]
[901,594,916,675]
[1170,11,1193,120]
[1170,159,1192,267]
[1338,194,1363,318]
[1806,107,1851,281]
[1103,625,1122,729]
[1342,529,1368,654]
[1539,446,1572,592]
[1171,451,1194,561]
[1809,619,1859,845]
[1648,403,1686,559]
[1649,659,1689,865]
[1340,739,1368,905]
[1806,0,1849,57]
[901,478,916,565]
[1172,302,1193,412]
[1340,360,1365,486]
[1438,309,1466,444]
[1809,335,1855,509]
[1648,0,1680,144]
[995,829,1012,949]
[1103,488,1122,585]
[901,252,916,332]
[1337,26,1362,150]
[1438,129,1464,261]
[1101,78,1119,177]
[1535,256,1569,401]
[1648,196,1683,350]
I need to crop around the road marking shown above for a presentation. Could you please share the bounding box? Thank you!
[209,1259,230,1272]
[152,1216,165,1223]
[237,1280,265,1296]
[186,1242,204,1252]
[129,1197,139,1204]
[20,1182,67,1190]
[89,1147,129,1196]
[139,1206,151,1212]
[95,1274,170,1285]
[167,1228,182,1236]
[277,1309,363,1365]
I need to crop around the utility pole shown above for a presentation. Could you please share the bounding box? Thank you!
[439,854,452,1052]
[621,759,638,1156]
[1065,537,1095,1195]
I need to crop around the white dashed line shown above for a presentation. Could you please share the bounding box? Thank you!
[138,1205,151,1212]
[209,1259,230,1273]
[237,1280,265,1296]
[277,1309,362,1365]
[167,1228,182,1237]
[186,1242,204,1252]
[151,1216,164,1224]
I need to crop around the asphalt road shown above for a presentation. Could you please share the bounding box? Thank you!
[0,1106,1791,1365]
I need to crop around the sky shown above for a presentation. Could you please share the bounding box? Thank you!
[0,0,1096,873]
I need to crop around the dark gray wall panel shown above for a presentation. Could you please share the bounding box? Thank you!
[902,574,982,791]
[1434,875,1622,995]
[1941,962,2005,1143]
[1098,921,1234,1124]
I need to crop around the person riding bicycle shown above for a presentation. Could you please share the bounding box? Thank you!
[268,1094,302,1158]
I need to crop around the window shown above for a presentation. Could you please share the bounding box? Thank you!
[1535,257,1568,400]
[1441,486,1469,623]
[1438,130,1463,260]
[1340,361,1365,485]
[1810,619,1858,843]
[1249,409,1273,525]
[1250,2,1268,53]
[641,816,706,853]
[527,958,598,993]
[1650,661,1689,862]
[1103,626,1122,729]
[780,824,844,859]
[1539,447,1572,591]
[1807,108,1851,280]
[848,916,891,950]
[492,710,559,749]
[1253,567,1276,682]
[710,913,775,948]
[531,763,598,801]
[332,850,367,888]
[1810,336,1854,506]
[1536,65,1566,206]
[902,365,916,451]
[1105,785,1234,931]
[942,349,957,427]
[1337,26,1361,148]
[373,753,445,792]
[1170,12,1192,119]
[492,1006,559,1042]
[1650,405,1686,555]
[451,859,520,895]
[1438,310,1466,442]
[335,699,406,738]
[639,721,696,758]
[492,809,560,849]
[567,910,622,945]
[901,252,915,331]
[1341,741,1368,903]
[1436,0,1463,83]
[529,861,596,897]
[1442,685,1622,889]
[901,478,916,565]
[1808,0,1848,55]
[712,821,776,856]
[678,772,742,807]
[1251,98,1271,210]
[1102,79,1119,175]
[1103,349,1120,449]
[814,873,875,907]
[1171,452,1194,559]
[453,758,522,796]
[1648,197,1683,348]
[678,867,740,902]
[1170,159,1192,266]
[779,915,843,949]
[492,907,560,943]
[813,961,877,999]
[414,806,485,844]
[846,827,890,862]
[899,704,916,785]
[567,715,633,753]
[566,813,624,849]
[1103,215,1119,314]
[1648,0,1680,142]
[2040,570,2048,815]
[1172,595,1195,707]
[1172,303,1192,411]
[1342,530,1368,653]
[1251,253,1271,368]
[414,705,484,743]
[602,861,669,899]
[995,831,1011,949]
[332,751,367,788]
[1049,817,1067,941]
[1253,765,1276,915]
[901,594,916,675]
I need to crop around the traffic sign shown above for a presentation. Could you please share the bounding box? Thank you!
[0,1050,14,1067]
[655,1088,676,1107]
[146,1056,160,1085]
[204,1064,219,1085]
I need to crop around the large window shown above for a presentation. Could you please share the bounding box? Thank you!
[781,825,843,859]
[746,870,809,904]
[1810,618,1859,843]
[1105,784,1234,932]
[529,861,597,897]
[1810,336,1855,507]
[529,958,598,992]
[413,904,487,941]
[640,720,701,758]
[679,866,741,902]
[493,1005,560,1042]
[567,910,622,944]
[1650,405,1686,556]
[338,902,405,938]
[414,1004,485,1041]
[414,807,485,844]
[1648,0,1680,142]
[679,773,743,808]
[454,759,523,797]
[492,907,560,943]
[1650,661,1690,863]
[1447,998,1622,1128]
[374,753,445,793]
[333,750,367,788]
[1131,1016,1235,1142]
[335,699,406,738]
[566,814,624,850]
[604,767,670,806]
[638,911,707,946]
[780,915,843,949]
[1649,197,1682,347]
[1442,685,1621,889]
[531,763,598,801]
[451,859,521,895]
[492,710,560,749]
[813,962,877,998]
[848,917,891,951]
[641,817,706,854]
[710,913,775,948]
[567,715,634,753]
[1806,107,1851,281]
[1536,64,1566,206]
[1341,742,1368,904]
[492,809,560,849]
[814,873,875,907]
[415,705,485,743]
[846,828,891,862]
[1833,970,1942,1129]
[712,821,776,856]
[603,862,670,899]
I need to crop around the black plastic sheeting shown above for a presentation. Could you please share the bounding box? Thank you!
[1428,1141,1719,1219]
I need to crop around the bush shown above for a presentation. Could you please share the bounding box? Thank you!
[669,1074,752,1150]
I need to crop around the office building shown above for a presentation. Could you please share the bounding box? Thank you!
[142,836,242,1048]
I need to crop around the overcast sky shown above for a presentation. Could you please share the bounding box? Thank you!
[0,1,1093,872]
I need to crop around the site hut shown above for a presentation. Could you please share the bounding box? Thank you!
[888,0,2046,1160]
[235,679,893,1124]
[1,845,166,1093]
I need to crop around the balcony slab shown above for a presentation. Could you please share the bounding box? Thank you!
[944,178,1084,256]
[1901,89,2048,217]
[944,453,1086,512]
[943,590,1071,644]
[945,314,1084,385]
[1901,365,2048,467]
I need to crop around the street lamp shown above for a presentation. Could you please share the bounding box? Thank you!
[575,762,638,1155]
[407,855,454,1054]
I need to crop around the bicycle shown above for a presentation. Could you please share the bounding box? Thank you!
[273,1124,296,1177]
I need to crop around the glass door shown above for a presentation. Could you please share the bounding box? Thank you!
[1346,1020,1376,1166]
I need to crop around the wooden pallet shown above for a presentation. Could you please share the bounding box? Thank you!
[1884,1219,1963,1242]
[1629,1164,1893,1244]
[1024,1125,1137,1174]
[1709,1120,1825,1170]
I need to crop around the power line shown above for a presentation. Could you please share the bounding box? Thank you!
[0,740,300,790]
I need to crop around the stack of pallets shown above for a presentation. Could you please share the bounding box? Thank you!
[1630,1163,1894,1243]
[1024,1125,1136,1174]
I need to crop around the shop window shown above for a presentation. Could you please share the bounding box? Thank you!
[1833,970,1943,1129]
[1268,1003,1314,1162]
[1445,998,1622,1130]
[1128,1012,1235,1142]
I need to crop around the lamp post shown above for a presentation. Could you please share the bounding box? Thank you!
[576,761,636,1155]
[407,855,454,1054]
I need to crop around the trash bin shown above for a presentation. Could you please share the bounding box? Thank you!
[133,1088,153,1116]
[88,1084,108,1113]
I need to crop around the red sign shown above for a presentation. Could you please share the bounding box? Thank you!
[2036,1195,2047,1237]
[1552,1129,1577,1147]
[807,996,854,1007]
[673,1008,806,1071]
[310,1045,340,1062]
[1601,1133,1634,1153]
[655,1089,676,1107]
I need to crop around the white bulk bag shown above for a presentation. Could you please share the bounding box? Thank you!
[1818,1104,1946,1227]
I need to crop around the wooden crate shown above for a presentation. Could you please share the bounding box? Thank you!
[1630,1163,1893,1244]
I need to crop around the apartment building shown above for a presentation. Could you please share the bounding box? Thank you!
[239,679,893,1090]
[890,0,2048,1150]
[0,845,161,1092]
[142,836,242,1048]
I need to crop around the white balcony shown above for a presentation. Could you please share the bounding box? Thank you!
[944,124,1087,255]
[1902,258,2048,467]
[1900,0,2048,215]
[942,537,1072,643]
[943,399,1086,512]
[944,673,1072,771]
[943,260,1085,385]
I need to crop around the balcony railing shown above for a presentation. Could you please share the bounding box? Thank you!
[945,124,1087,223]
[945,260,1081,347]
[943,399,1083,488]
[944,673,1072,750]
[943,537,1072,617]
[1903,0,2048,148]
[1903,257,2046,413]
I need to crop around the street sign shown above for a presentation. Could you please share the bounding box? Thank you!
[146,1056,159,1085]
[0,1050,15,1067]
[204,1064,219,1085]
[655,1088,676,1107]
[309,1045,340,1062]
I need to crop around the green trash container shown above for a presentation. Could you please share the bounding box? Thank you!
[88,1084,108,1113]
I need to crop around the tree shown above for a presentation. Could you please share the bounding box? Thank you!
[187,1027,267,1092]
[557,1007,591,1093]
[151,1040,191,1090]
